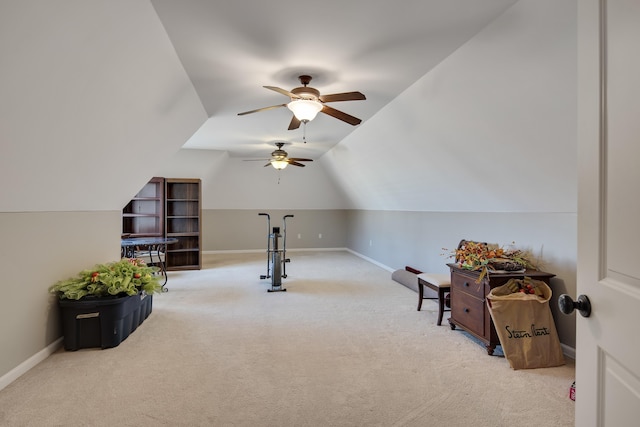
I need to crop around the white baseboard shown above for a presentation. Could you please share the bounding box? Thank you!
[561,343,576,361]
[0,338,63,392]
[202,247,349,255]
[202,248,393,272]
[202,249,263,255]
[346,249,395,272]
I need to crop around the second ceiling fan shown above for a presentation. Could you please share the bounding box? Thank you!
[245,142,313,170]
[238,75,366,130]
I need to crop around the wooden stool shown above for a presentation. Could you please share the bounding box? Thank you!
[417,273,451,326]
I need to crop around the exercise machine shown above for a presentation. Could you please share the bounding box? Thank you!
[258,213,294,292]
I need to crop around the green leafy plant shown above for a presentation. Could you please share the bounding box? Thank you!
[49,258,163,300]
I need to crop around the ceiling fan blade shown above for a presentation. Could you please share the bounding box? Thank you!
[288,158,313,162]
[320,105,362,126]
[264,86,299,99]
[287,160,306,167]
[263,162,272,167]
[237,104,287,116]
[288,115,301,130]
[319,91,366,103]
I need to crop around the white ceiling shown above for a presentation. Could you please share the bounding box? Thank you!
[150,0,517,160]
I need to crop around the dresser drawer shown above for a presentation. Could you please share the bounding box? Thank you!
[451,271,485,299]
[448,263,556,355]
[451,290,485,336]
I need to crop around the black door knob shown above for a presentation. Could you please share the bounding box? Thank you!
[558,294,591,318]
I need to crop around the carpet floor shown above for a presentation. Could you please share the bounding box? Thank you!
[0,250,575,426]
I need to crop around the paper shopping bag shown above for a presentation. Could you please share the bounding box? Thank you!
[487,279,565,370]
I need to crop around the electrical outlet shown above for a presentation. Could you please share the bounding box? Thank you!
[318,233,322,239]
[369,239,373,246]
[297,233,301,239]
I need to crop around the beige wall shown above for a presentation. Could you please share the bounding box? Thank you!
[346,210,577,348]
[202,209,348,251]
[200,208,577,349]
[0,211,122,380]
[0,0,205,385]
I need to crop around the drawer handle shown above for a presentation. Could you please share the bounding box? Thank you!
[464,282,470,287]
[464,308,469,313]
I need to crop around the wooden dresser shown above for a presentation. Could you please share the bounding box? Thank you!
[447,263,555,355]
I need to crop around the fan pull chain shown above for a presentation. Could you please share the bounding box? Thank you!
[303,121,307,143]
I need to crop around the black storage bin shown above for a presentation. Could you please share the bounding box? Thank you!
[58,293,152,351]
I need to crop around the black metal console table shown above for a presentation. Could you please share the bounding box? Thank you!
[121,237,178,291]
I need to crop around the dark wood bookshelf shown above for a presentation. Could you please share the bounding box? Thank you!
[164,178,202,270]
[121,177,164,238]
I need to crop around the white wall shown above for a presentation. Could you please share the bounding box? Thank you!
[0,1,206,383]
[0,0,206,212]
[160,152,350,210]
[327,0,578,346]
[322,0,576,214]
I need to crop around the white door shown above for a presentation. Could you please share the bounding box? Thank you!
[576,0,640,425]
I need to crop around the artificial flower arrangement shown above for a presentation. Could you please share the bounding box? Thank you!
[49,258,163,300]
[445,240,538,282]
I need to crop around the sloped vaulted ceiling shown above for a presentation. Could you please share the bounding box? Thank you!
[149,0,517,159]
[1,0,520,212]
[321,0,577,213]
[0,1,207,212]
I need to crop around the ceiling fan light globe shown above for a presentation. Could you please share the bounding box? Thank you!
[271,160,288,170]
[287,99,322,122]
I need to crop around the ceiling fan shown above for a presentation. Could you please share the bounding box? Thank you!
[245,142,313,170]
[238,75,366,130]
